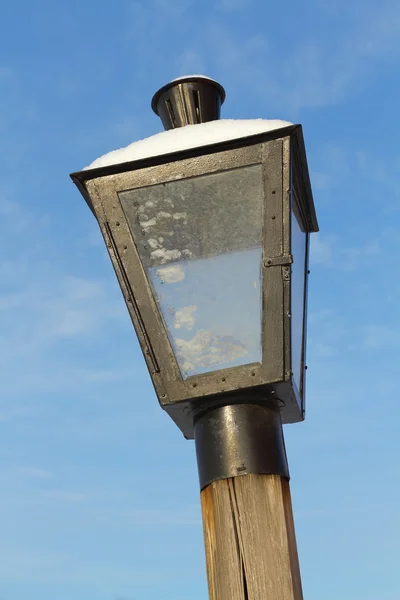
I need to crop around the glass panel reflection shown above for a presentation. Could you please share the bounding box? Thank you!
[291,195,307,393]
[120,165,263,378]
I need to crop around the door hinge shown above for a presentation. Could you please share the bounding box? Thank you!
[263,254,293,267]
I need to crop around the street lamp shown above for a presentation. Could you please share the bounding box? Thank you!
[71,75,318,600]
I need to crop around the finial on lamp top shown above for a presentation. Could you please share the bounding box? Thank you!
[151,75,226,130]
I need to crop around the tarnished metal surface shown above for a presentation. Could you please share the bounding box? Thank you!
[194,402,289,489]
[151,75,226,130]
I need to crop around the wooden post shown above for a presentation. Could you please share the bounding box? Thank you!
[200,474,303,600]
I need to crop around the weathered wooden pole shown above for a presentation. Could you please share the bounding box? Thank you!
[195,403,303,600]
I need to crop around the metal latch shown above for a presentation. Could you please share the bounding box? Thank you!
[263,255,293,267]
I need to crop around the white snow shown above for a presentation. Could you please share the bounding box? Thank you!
[150,248,182,264]
[84,119,293,170]
[148,238,160,250]
[140,217,156,229]
[172,212,187,223]
[170,74,219,84]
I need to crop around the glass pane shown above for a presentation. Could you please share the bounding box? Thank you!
[291,195,307,393]
[119,164,263,378]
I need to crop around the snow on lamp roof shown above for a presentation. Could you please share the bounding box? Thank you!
[170,74,220,84]
[84,118,293,171]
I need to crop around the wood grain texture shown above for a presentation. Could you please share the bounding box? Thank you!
[200,474,303,600]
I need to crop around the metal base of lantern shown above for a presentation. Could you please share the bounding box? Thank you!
[194,402,289,490]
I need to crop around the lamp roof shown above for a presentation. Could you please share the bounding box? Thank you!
[84,118,293,171]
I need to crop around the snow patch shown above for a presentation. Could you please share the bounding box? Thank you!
[148,238,160,250]
[172,212,187,223]
[170,74,220,84]
[84,119,293,170]
[150,248,182,264]
[139,218,156,229]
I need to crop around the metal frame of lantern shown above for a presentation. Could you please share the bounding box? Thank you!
[71,124,318,440]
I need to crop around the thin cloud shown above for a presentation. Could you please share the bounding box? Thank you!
[93,505,201,528]
[18,467,52,479]
[310,233,334,266]
[310,171,332,191]
[218,0,251,9]
[41,490,87,502]
[310,233,382,271]
[352,324,400,350]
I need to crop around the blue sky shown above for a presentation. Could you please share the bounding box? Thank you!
[1,0,400,598]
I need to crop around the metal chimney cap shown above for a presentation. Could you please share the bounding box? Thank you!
[151,75,226,115]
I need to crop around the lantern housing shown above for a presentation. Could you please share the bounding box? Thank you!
[71,79,318,439]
